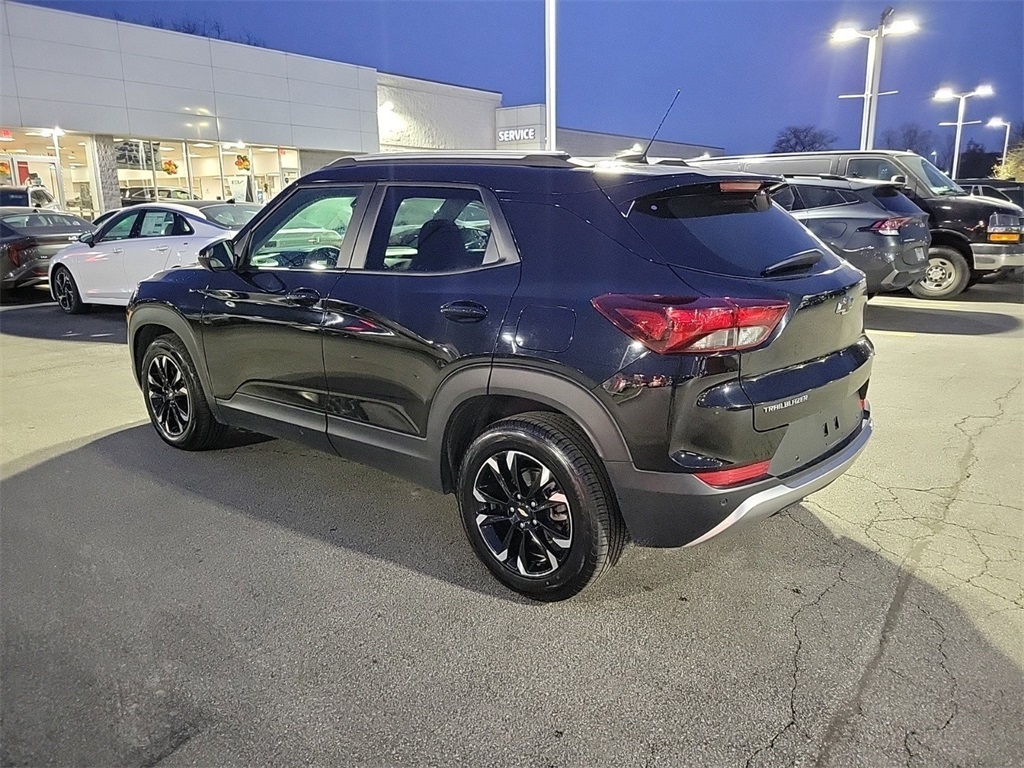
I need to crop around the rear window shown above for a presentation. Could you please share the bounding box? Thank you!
[871,186,924,215]
[0,189,29,206]
[792,185,859,210]
[200,204,261,228]
[0,212,92,235]
[628,183,826,278]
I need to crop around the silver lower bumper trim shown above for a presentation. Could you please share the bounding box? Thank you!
[685,417,873,547]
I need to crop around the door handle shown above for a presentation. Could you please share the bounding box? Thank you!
[440,300,488,323]
[152,245,170,252]
[111,248,124,254]
[283,288,322,307]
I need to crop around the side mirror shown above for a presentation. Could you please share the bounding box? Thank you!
[890,174,908,186]
[79,232,95,247]
[197,239,237,272]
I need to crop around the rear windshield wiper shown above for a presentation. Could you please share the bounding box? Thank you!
[761,249,823,277]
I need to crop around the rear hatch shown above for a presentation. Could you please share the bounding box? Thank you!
[597,170,870,465]
[868,184,930,261]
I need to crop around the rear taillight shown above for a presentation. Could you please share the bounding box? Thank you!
[591,295,788,354]
[870,217,914,236]
[4,240,33,268]
[695,460,771,488]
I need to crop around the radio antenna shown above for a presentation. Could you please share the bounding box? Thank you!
[638,89,681,164]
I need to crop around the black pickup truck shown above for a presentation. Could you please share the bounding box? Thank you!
[689,151,1023,299]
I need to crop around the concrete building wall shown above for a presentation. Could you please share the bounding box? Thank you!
[0,0,379,153]
[377,73,500,152]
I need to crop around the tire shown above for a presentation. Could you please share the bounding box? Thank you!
[52,266,88,314]
[141,333,228,451]
[909,246,971,299]
[456,411,627,601]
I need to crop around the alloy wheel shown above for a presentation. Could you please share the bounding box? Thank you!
[472,450,573,578]
[54,269,75,312]
[146,354,191,439]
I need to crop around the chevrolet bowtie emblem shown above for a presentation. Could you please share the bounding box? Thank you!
[835,295,853,315]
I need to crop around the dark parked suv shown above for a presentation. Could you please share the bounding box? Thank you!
[690,151,1023,299]
[769,175,929,294]
[127,152,873,600]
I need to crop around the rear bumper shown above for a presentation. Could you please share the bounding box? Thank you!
[972,242,1024,271]
[607,416,872,548]
[2,260,51,289]
[877,263,927,291]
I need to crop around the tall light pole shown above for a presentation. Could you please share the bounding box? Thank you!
[934,85,994,179]
[544,0,557,151]
[987,117,1012,168]
[832,9,918,151]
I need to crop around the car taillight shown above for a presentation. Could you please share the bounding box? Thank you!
[4,239,35,269]
[695,460,771,488]
[591,295,788,354]
[870,217,914,236]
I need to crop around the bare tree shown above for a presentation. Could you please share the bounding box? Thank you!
[115,10,266,48]
[771,126,838,153]
[879,123,936,156]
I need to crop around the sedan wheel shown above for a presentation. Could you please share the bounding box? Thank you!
[52,267,86,314]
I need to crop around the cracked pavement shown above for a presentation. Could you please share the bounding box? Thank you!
[2,282,1022,767]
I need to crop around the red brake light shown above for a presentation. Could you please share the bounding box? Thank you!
[719,181,763,193]
[695,460,771,488]
[870,217,914,236]
[592,295,788,354]
[5,240,30,268]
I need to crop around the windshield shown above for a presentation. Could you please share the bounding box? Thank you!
[201,203,262,229]
[900,155,965,196]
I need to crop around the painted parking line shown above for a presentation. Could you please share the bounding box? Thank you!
[868,330,918,337]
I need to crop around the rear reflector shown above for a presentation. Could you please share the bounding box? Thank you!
[870,217,915,236]
[695,460,771,488]
[592,295,788,354]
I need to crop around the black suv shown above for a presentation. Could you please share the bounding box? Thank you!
[127,152,873,601]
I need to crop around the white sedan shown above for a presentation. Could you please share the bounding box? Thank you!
[49,201,261,314]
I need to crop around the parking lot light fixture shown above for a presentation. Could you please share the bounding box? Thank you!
[833,9,919,151]
[934,85,995,178]
[987,117,1012,167]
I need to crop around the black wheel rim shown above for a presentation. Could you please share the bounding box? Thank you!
[147,354,191,438]
[54,269,74,311]
[472,450,573,578]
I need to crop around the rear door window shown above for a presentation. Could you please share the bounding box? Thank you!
[627,183,826,278]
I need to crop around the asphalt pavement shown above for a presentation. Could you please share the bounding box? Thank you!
[1,283,1022,767]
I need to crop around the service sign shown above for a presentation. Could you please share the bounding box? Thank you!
[498,128,537,143]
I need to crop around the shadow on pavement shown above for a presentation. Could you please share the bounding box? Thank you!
[866,302,1022,335]
[2,425,1022,765]
[0,302,127,344]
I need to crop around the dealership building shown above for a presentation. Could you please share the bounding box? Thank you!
[0,0,722,218]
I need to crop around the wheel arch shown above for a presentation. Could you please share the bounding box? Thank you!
[929,229,974,266]
[128,303,223,421]
[431,364,632,494]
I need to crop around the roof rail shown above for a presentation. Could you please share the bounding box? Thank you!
[780,173,848,181]
[326,151,579,169]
